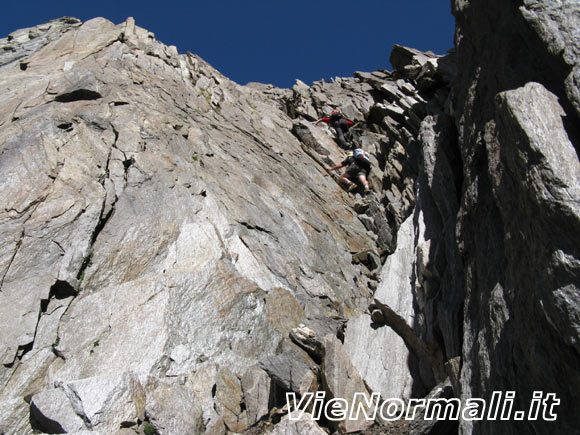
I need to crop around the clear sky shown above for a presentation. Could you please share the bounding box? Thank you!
[0,0,454,88]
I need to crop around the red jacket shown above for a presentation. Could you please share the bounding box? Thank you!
[319,117,354,128]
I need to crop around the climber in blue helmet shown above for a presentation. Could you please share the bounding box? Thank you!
[326,149,371,194]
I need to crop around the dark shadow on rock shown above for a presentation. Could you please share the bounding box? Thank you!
[29,401,66,434]
[55,89,102,103]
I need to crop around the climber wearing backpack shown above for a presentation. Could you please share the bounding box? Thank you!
[326,148,371,193]
[314,110,354,149]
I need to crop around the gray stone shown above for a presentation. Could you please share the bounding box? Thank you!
[0,14,421,435]
[451,1,580,433]
[241,366,272,426]
[398,81,417,96]
[268,413,327,435]
[351,249,381,272]
[289,324,323,362]
[145,382,204,435]
[0,398,31,435]
[379,82,405,102]
[417,114,465,360]
[291,119,345,166]
[258,340,318,394]
[204,418,226,435]
[373,215,416,325]
[0,18,82,68]
[389,44,439,80]
[30,387,89,433]
[344,314,415,401]
[408,379,458,435]
[185,364,221,429]
[520,0,580,119]
[29,372,144,434]
[373,213,443,391]
[289,79,318,120]
[1,16,346,429]
[373,103,405,123]
[214,367,248,432]
[321,335,374,433]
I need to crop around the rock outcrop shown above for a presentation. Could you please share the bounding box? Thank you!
[0,1,579,434]
[0,15,424,435]
[449,1,580,434]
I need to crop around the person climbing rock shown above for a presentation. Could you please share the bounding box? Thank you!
[314,110,354,149]
[326,148,371,194]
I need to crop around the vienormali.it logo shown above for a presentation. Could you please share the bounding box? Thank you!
[286,391,560,422]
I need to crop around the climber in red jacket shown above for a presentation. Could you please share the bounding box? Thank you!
[314,110,354,149]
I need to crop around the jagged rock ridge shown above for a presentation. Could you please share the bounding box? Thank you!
[0,16,429,435]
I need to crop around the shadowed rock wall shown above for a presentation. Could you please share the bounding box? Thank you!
[450,1,580,434]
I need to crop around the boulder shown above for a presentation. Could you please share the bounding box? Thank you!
[321,335,374,433]
[241,366,272,426]
[214,367,249,432]
[268,412,327,435]
[145,382,204,435]
[30,372,143,433]
[344,314,415,401]
[389,45,439,80]
[30,388,88,433]
[259,340,319,395]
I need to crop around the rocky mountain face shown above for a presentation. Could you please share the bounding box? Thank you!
[450,1,580,434]
[0,1,578,434]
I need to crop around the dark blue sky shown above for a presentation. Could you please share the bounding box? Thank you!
[1,0,454,88]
